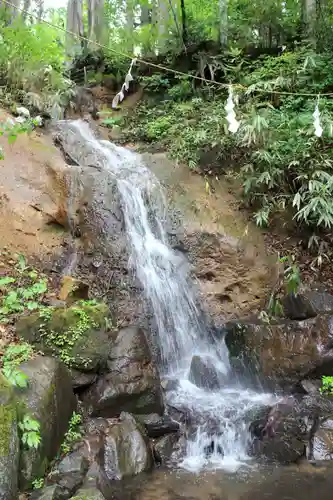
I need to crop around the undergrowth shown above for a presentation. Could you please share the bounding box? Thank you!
[119,49,333,247]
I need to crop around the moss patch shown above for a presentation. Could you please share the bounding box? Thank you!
[0,374,16,457]
[16,301,112,371]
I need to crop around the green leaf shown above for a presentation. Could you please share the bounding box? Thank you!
[7,134,17,145]
[0,276,16,286]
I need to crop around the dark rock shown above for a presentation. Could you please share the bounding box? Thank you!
[102,412,153,480]
[282,293,317,320]
[137,413,180,438]
[225,315,333,387]
[81,326,164,417]
[16,302,111,372]
[70,370,97,390]
[204,440,223,457]
[188,355,223,389]
[283,290,333,320]
[71,487,105,500]
[18,356,76,488]
[48,451,89,495]
[161,378,180,392]
[292,379,322,396]
[308,418,333,460]
[0,374,19,500]
[29,485,68,500]
[154,434,180,465]
[250,396,307,463]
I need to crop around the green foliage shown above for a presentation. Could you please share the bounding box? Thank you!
[38,301,101,367]
[32,477,45,490]
[0,17,73,115]
[1,342,33,388]
[60,412,83,455]
[18,414,41,449]
[320,376,333,395]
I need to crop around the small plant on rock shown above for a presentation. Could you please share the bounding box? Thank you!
[19,414,42,449]
[320,376,333,395]
[60,412,83,455]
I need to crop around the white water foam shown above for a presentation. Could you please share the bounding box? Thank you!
[56,119,275,471]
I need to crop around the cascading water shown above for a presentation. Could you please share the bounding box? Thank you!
[55,119,275,472]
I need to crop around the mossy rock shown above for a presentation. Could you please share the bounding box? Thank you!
[16,302,112,371]
[18,356,76,488]
[71,487,105,500]
[0,374,19,500]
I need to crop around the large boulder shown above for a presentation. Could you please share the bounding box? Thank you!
[249,394,333,464]
[0,374,19,500]
[283,287,333,321]
[188,355,224,390]
[225,315,333,387]
[18,356,76,488]
[16,302,112,372]
[71,487,105,500]
[249,396,307,463]
[102,412,153,480]
[135,413,180,438]
[47,451,89,497]
[81,326,164,417]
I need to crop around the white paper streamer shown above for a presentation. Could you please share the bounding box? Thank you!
[225,86,240,134]
[313,96,323,138]
[112,58,137,109]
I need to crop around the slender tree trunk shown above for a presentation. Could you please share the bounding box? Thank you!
[126,0,135,52]
[180,0,187,45]
[36,0,44,21]
[303,0,316,45]
[66,0,84,57]
[22,0,31,20]
[157,0,169,53]
[219,0,228,48]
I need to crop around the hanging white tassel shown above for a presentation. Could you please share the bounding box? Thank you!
[313,96,323,138]
[112,59,136,109]
[225,86,240,134]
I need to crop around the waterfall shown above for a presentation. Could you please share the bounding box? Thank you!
[55,119,275,472]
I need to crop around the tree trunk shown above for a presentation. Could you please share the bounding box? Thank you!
[126,0,135,52]
[157,0,169,53]
[303,0,316,45]
[66,0,84,57]
[180,0,187,45]
[219,0,228,48]
[22,0,31,20]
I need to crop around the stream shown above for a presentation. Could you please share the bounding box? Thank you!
[55,119,276,473]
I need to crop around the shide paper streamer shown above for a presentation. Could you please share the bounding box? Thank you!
[225,86,240,134]
[313,96,323,138]
[112,58,137,109]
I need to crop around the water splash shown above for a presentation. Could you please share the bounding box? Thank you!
[55,119,275,471]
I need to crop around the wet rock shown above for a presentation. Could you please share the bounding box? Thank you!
[225,315,333,387]
[188,355,222,390]
[29,485,68,500]
[71,487,105,500]
[0,374,19,500]
[283,289,333,320]
[102,412,153,480]
[18,356,76,488]
[154,433,180,465]
[292,379,322,396]
[58,276,89,304]
[137,414,180,438]
[309,418,333,460]
[250,396,307,463]
[16,302,111,372]
[81,326,164,417]
[70,370,97,390]
[161,378,180,392]
[48,451,89,495]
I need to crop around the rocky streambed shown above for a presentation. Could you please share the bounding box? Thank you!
[1,114,333,500]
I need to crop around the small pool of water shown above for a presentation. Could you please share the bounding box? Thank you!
[101,462,333,500]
